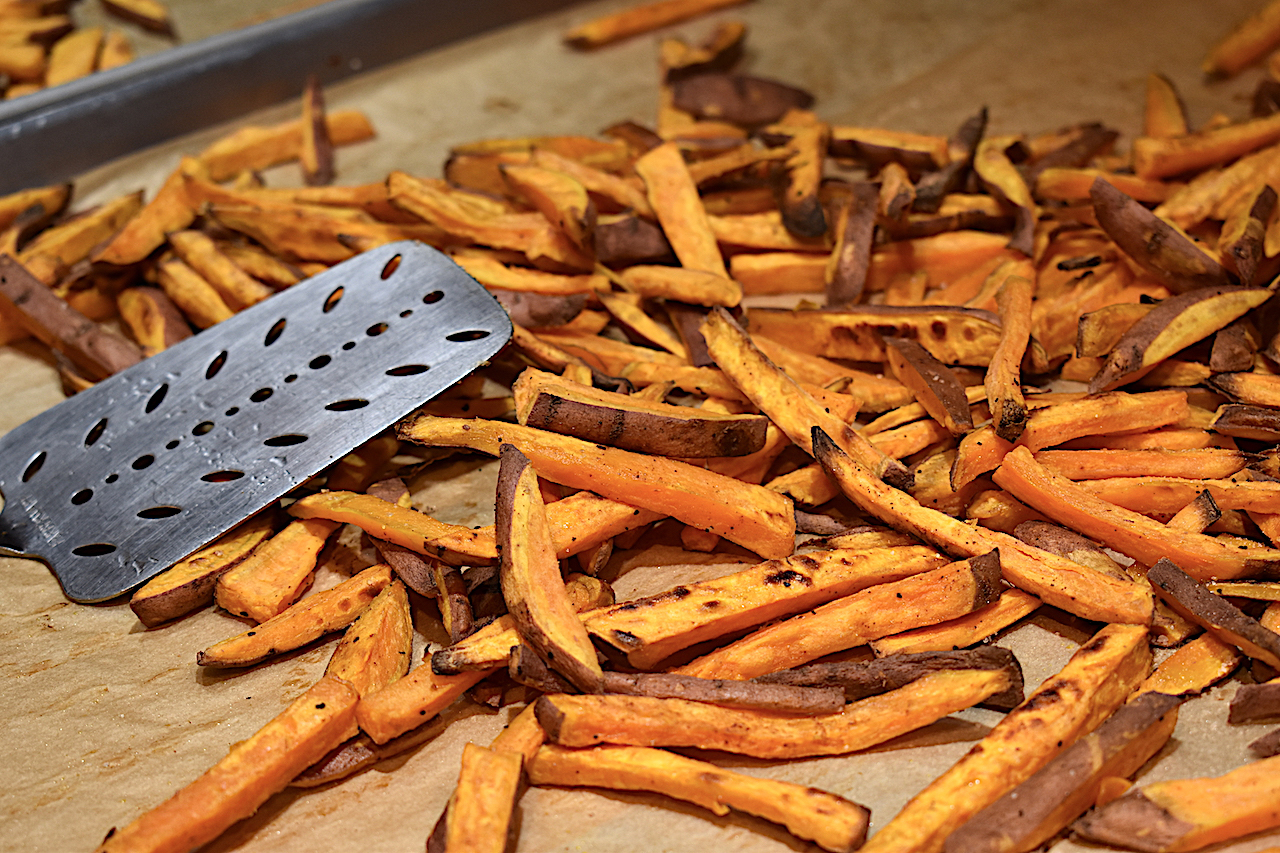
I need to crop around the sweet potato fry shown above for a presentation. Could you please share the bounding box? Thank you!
[300,75,334,187]
[0,254,143,380]
[502,162,596,252]
[986,273,1032,441]
[883,335,974,436]
[197,565,392,668]
[513,367,767,457]
[288,490,498,566]
[1134,110,1280,179]
[1077,475,1280,515]
[45,26,102,87]
[701,307,913,488]
[756,645,1025,711]
[167,229,274,311]
[196,109,375,182]
[496,444,603,691]
[1090,178,1231,294]
[1141,633,1241,696]
[397,415,796,560]
[116,286,193,356]
[992,446,1280,580]
[1034,448,1250,480]
[634,141,727,277]
[747,303,1004,366]
[1148,559,1280,669]
[1072,753,1280,852]
[536,666,1015,759]
[527,743,870,853]
[675,551,1003,679]
[1204,0,1280,78]
[100,0,174,36]
[1090,285,1273,392]
[562,0,747,48]
[869,589,1042,657]
[600,671,845,714]
[860,622,1151,853]
[1228,679,1280,723]
[429,742,522,853]
[155,257,234,329]
[943,691,1182,853]
[324,579,412,700]
[95,677,358,853]
[812,428,1154,625]
[130,512,276,628]
[583,542,948,669]
[214,517,341,623]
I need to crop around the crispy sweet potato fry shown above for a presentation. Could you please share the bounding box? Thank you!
[116,286,193,356]
[675,551,1002,680]
[944,691,1182,853]
[813,428,1154,625]
[536,666,1014,759]
[130,512,276,628]
[167,229,274,311]
[528,743,870,853]
[397,416,796,560]
[1141,633,1241,696]
[155,257,234,329]
[496,444,603,691]
[583,543,948,669]
[95,677,358,853]
[1072,753,1280,852]
[599,670,844,714]
[986,273,1033,441]
[429,742,522,853]
[860,623,1151,853]
[513,367,767,457]
[1148,559,1280,668]
[197,565,392,668]
[324,579,412,700]
[869,589,1042,657]
[992,446,1280,580]
[563,0,746,48]
[214,517,341,623]
[883,335,974,436]
[701,307,913,488]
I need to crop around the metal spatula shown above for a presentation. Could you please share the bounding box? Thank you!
[0,241,512,603]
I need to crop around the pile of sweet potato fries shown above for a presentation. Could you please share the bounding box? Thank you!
[4,0,1280,851]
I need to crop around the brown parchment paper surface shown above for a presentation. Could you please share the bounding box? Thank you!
[3,1,1280,851]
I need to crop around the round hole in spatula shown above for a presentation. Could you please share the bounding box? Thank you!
[71,488,92,505]
[423,290,443,305]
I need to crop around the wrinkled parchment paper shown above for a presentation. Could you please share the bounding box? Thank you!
[3,1,1280,851]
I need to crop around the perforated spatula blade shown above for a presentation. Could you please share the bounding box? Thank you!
[0,241,511,603]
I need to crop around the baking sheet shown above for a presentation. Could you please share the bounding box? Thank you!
[3,1,1280,851]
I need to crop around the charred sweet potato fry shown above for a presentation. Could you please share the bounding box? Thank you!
[95,677,358,853]
[528,743,870,853]
[675,551,1002,679]
[985,273,1033,441]
[599,671,844,714]
[583,543,948,669]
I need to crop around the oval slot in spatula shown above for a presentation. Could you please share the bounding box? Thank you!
[0,241,512,603]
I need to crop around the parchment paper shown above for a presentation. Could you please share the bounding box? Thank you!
[3,1,1279,851]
